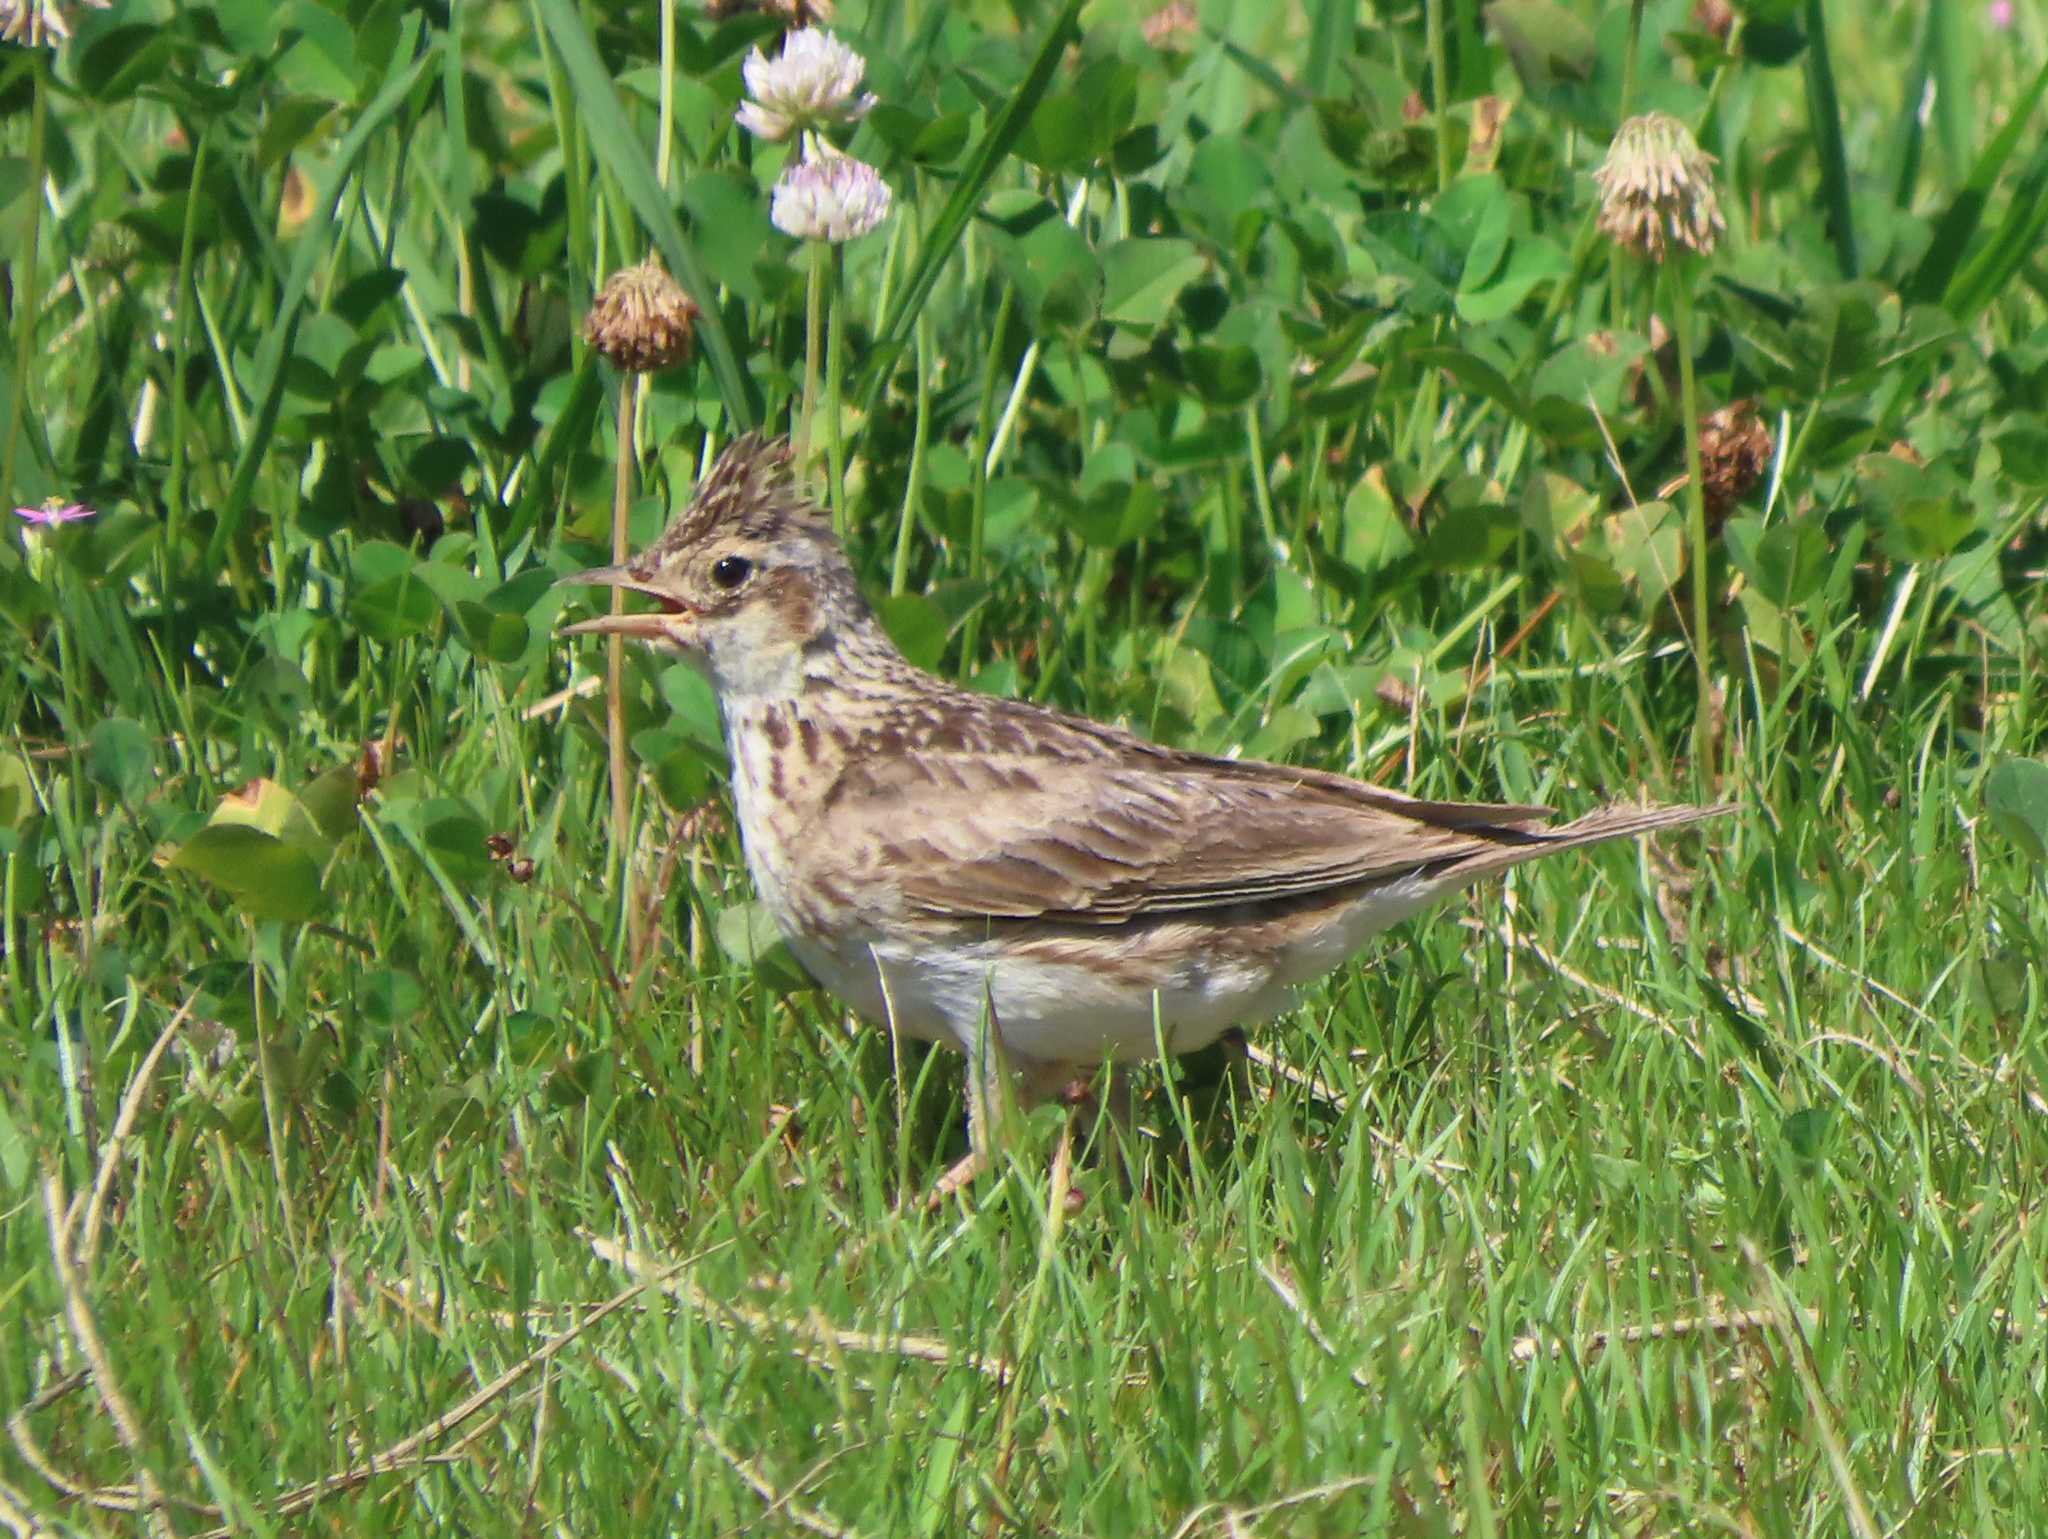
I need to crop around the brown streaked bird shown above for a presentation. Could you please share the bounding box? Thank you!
[561,435,1728,1198]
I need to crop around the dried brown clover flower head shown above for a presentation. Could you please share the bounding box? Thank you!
[583,259,699,373]
[1699,401,1773,522]
[1593,112,1726,260]
[702,0,834,24]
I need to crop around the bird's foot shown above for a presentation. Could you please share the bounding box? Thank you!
[919,1135,1088,1216]
[913,1057,1120,1212]
[919,1147,992,1211]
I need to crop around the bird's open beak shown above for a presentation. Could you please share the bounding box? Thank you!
[556,565,695,641]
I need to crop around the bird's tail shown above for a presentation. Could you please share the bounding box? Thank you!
[1439,801,1734,883]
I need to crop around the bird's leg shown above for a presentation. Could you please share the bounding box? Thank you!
[1053,1064,1141,1201]
[920,1067,999,1209]
[1217,1025,1252,1106]
[924,1026,1112,1211]
[923,992,1016,1208]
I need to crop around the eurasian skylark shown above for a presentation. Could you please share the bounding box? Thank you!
[563,435,1726,1194]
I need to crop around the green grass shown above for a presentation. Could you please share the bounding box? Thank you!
[4,0,2048,1533]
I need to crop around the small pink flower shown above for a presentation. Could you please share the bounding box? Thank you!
[12,500,93,526]
[770,151,892,242]
[1989,0,2014,26]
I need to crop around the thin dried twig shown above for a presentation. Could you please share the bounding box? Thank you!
[1779,923,1934,1025]
[1505,1304,1798,1364]
[1256,1262,1371,1393]
[1750,1246,1882,1539]
[694,1420,871,1539]
[519,673,602,720]
[73,997,194,1267]
[1808,1031,1927,1102]
[12,1263,675,1531]
[1168,1474,1383,1539]
[7,1379,161,1516]
[587,1232,1015,1383]
[186,1404,524,1539]
[219,1264,679,1528]
[40,1171,174,1535]
[627,813,702,989]
[1241,1041,1345,1112]
[586,1350,872,1539]
[0,1474,59,1539]
[11,1373,87,1421]
[1268,1247,1819,1377]
[1458,915,1681,1037]
[1466,586,1563,696]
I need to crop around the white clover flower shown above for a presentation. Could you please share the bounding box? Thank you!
[770,151,892,242]
[735,27,876,141]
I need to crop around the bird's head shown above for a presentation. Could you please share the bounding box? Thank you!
[559,434,879,702]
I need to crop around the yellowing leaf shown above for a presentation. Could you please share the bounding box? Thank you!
[212,779,332,858]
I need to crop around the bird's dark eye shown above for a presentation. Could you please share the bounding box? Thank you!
[710,554,753,591]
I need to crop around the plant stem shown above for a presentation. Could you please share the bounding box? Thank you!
[1245,402,1284,560]
[655,0,676,187]
[1666,263,1714,781]
[827,243,848,537]
[796,238,825,472]
[166,126,209,588]
[960,286,1015,671]
[1620,0,1647,121]
[249,942,300,1255]
[2,54,46,512]
[871,195,907,335]
[608,379,637,865]
[892,308,933,596]
[1425,0,1453,192]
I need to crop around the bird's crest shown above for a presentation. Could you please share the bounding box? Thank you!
[635,433,827,574]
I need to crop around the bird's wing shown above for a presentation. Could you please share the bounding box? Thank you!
[829,744,1574,925]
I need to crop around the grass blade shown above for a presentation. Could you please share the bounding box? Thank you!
[1210,30,1309,107]
[510,353,604,551]
[208,24,431,565]
[1927,0,1971,177]
[533,0,758,430]
[1801,0,1856,278]
[1885,17,1928,210]
[1453,0,1488,98]
[857,0,1084,417]
[1941,150,2048,323]
[1300,0,1352,98]
[1904,56,2048,306]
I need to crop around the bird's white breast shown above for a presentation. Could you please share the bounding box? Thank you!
[775,874,1454,1071]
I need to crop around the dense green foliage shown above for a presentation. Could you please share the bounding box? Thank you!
[4,0,2047,1532]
